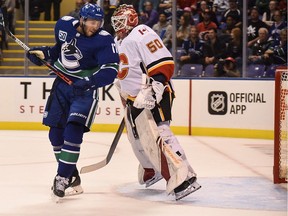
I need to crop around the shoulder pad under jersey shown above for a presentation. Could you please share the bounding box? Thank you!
[54,16,79,43]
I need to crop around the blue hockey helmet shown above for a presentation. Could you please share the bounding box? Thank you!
[80,3,104,21]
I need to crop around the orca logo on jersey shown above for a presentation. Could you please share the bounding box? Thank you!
[61,38,83,69]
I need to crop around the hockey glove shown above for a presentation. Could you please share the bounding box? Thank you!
[73,77,94,93]
[26,46,51,66]
[151,79,165,104]
[133,85,156,110]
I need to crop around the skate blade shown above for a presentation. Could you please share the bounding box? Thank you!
[65,185,84,196]
[51,192,62,203]
[175,182,201,201]
[145,176,163,188]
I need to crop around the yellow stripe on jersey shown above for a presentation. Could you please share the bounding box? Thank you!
[147,60,174,73]
[127,95,136,101]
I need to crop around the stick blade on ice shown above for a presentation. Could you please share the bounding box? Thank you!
[80,118,125,174]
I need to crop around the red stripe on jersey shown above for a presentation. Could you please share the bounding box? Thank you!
[148,61,175,81]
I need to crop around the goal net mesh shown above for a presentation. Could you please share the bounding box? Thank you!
[274,69,288,183]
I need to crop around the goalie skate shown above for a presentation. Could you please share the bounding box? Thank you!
[139,167,163,188]
[174,177,201,201]
[145,173,163,188]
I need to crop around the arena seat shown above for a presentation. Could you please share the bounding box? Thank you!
[178,64,203,77]
[246,64,266,78]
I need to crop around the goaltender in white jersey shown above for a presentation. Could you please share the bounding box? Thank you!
[115,24,174,97]
[112,4,201,201]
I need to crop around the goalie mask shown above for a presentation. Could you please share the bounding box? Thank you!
[111,4,138,36]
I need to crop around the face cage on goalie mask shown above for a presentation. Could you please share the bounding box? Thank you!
[111,15,128,33]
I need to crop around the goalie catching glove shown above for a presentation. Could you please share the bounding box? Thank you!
[133,78,166,110]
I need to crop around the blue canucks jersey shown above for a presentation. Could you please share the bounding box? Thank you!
[50,16,119,80]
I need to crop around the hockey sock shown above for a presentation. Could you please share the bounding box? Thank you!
[49,127,64,161]
[57,123,84,177]
[58,141,80,177]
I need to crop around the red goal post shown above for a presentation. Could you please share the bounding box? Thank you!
[274,66,288,184]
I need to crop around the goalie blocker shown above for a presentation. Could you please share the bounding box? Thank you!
[134,109,201,199]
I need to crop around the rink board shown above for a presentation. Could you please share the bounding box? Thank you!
[0,77,274,138]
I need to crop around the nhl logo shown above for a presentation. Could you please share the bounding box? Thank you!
[211,94,225,112]
[208,91,227,115]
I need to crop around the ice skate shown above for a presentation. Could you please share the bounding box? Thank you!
[174,177,201,201]
[145,172,163,188]
[51,175,70,202]
[141,168,163,188]
[65,169,84,196]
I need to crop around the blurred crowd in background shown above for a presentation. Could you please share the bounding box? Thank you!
[0,0,287,78]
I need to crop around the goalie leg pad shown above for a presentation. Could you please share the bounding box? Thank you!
[156,137,189,194]
[135,109,190,194]
[124,107,159,185]
[158,121,196,177]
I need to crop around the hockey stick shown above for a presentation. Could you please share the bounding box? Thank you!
[1,19,73,85]
[80,118,125,174]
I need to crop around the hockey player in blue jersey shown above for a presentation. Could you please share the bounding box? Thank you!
[26,3,119,200]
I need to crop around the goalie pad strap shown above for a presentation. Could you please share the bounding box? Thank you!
[157,137,171,181]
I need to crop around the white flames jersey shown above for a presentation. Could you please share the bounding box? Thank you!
[115,24,174,97]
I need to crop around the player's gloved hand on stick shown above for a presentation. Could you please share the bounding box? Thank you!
[74,77,93,90]
[73,77,96,95]
[73,69,116,95]
[26,46,50,66]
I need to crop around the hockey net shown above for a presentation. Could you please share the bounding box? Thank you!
[274,67,288,184]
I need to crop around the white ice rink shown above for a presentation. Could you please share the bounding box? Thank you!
[0,130,287,216]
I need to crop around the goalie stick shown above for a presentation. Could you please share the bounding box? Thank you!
[80,118,125,174]
[0,16,73,85]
